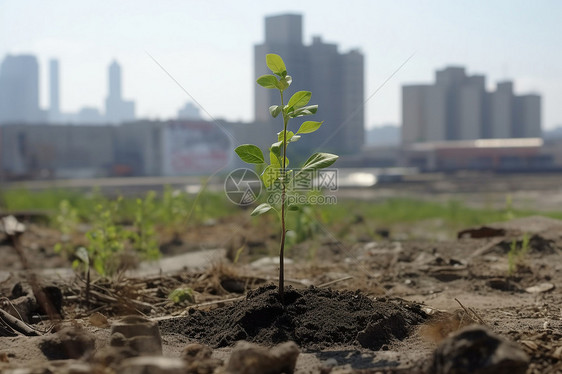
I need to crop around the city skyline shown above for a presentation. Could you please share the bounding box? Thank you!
[1,1,560,129]
[403,67,541,144]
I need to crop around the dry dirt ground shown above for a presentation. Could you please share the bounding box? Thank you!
[0,212,561,373]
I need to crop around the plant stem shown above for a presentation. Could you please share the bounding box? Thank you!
[279,91,288,304]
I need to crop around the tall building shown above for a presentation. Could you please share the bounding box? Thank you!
[105,60,135,124]
[177,102,202,120]
[402,67,541,144]
[49,59,60,123]
[254,14,364,155]
[0,55,42,124]
[513,94,541,138]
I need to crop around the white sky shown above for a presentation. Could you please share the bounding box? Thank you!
[1,0,560,129]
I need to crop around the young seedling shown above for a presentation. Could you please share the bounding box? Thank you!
[235,54,338,302]
[507,233,530,275]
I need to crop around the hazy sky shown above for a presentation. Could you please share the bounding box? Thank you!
[1,0,560,129]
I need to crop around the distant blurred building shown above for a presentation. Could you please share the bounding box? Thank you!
[0,119,264,179]
[365,125,400,147]
[402,67,541,144]
[255,14,364,155]
[401,138,551,171]
[177,102,202,120]
[105,60,135,124]
[76,107,105,124]
[49,59,61,123]
[0,55,44,124]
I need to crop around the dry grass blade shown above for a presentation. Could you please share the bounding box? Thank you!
[454,298,486,325]
[317,276,353,288]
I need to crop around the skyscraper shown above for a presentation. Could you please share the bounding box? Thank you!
[49,59,60,123]
[254,14,364,155]
[105,60,135,124]
[402,67,541,144]
[0,55,42,124]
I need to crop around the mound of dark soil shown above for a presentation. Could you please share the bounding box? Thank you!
[159,285,427,350]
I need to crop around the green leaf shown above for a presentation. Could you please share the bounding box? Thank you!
[297,121,324,134]
[277,130,295,142]
[251,203,273,216]
[270,141,282,157]
[269,105,282,118]
[261,165,279,188]
[279,75,292,90]
[266,54,287,77]
[255,162,266,176]
[235,144,265,164]
[287,91,311,111]
[289,105,318,118]
[300,152,339,173]
[289,135,301,143]
[270,151,280,169]
[93,257,105,276]
[288,205,301,211]
[257,75,279,89]
[270,150,288,169]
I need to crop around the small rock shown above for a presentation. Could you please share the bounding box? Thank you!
[39,326,96,360]
[182,343,222,374]
[110,332,129,347]
[119,356,187,374]
[226,341,299,374]
[111,315,162,355]
[525,282,554,294]
[89,312,109,328]
[92,345,137,367]
[428,325,529,374]
[181,343,213,362]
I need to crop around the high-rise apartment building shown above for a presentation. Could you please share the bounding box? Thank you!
[254,14,364,155]
[402,67,541,144]
[105,60,135,124]
[513,94,541,138]
[0,55,42,124]
[49,59,60,123]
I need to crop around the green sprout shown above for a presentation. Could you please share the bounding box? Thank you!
[235,54,338,302]
[507,233,530,275]
[168,287,195,304]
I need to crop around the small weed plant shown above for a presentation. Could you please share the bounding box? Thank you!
[235,54,338,301]
[131,191,161,261]
[53,200,79,258]
[160,185,190,238]
[84,198,129,276]
[68,193,160,278]
[508,233,530,275]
